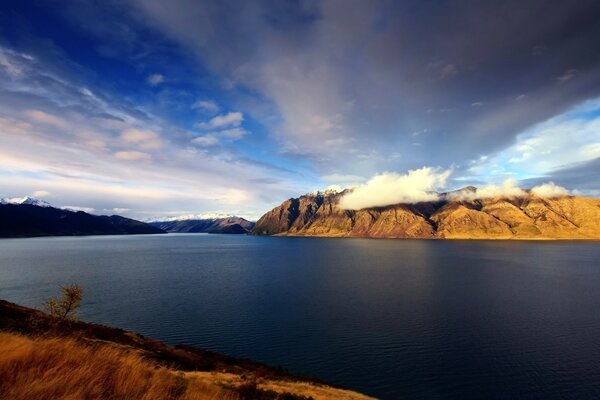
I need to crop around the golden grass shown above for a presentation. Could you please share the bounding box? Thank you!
[0,332,238,400]
[187,372,377,400]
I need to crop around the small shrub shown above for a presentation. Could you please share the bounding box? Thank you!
[43,284,83,320]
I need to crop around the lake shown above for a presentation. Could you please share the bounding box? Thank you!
[1,234,599,399]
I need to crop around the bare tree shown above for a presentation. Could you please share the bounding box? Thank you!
[44,284,83,320]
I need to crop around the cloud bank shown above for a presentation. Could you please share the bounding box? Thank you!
[339,173,573,210]
[339,168,451,210]
[451,179,571,200]
[531,182,570,198]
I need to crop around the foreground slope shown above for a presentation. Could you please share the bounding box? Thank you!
[252,190,600,239]
[0,203,164,238]
[0,300,373,400]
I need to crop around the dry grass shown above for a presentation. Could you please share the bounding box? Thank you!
[0,332,238,400]
[188,372,377,400]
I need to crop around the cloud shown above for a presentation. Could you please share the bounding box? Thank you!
[450,179,527,200]
[217,127,248,139]
[147,73,164,86]
[192,100,219,113]
[0,47,31,77]
[191,134,219,146]
[440,64,458,78]
[122,0,600,178]
[113,151,151,162]
[32,190,51,198]
[120,128,163,149]
[24,110,69,129]
[196,111,243,129]
[557,69,577,83]
[531,182,570,198]
[63,205,95,213]
[339,167,451,210]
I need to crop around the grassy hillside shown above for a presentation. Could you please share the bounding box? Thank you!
[0,300,373,400]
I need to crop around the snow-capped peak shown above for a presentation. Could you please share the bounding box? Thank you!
[0,196,52,207]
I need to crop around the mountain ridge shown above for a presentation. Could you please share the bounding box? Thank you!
[252,189,600,240]
[0,202,164,238]
[149,217,255,234]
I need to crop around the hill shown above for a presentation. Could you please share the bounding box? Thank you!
[252,189,600,239]
[0,299,373,400]
[149,217,255,234]
[0,201,164,238]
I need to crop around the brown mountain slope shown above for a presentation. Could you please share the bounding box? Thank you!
[252,190,600,240]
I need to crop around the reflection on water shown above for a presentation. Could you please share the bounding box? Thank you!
[0,234,599,399]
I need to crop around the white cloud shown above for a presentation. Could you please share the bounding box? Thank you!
[147,73,164,86]
[531,182,570,198]
[339,167,451,210]
[120,128,163,149]
[32,190,50,198]
[113,151,151,162]
[63,205,95,213]
[192,100,220,113]
[468,100,600,179]
[24,109,69,129]
[218,127,248,139]
[0,47,33,77]
[450,179,527,200]
[191,134,219,146]
[196,111,243,129]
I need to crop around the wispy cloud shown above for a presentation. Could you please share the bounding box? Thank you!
[113,150,151,162]
[120,128,163,150]
[192,99,219,113]
[147,73,164,86]
[196,111,243,129]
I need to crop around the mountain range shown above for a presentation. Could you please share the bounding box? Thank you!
[0,199,164,238]
[149,217,255,234]
[252,188,600,240]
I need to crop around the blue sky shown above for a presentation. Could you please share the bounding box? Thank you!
[1,1,600,220]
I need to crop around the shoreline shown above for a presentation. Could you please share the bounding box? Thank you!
[0,299,374,400]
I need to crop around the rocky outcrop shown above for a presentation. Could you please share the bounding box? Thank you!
[252,190,600,239]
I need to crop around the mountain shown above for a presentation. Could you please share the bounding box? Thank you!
[0,201,165,238]
[149,217,255,234]
[252,189,600,240]
[0,196,52,207]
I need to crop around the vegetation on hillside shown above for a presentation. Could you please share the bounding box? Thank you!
[0,298,374,400]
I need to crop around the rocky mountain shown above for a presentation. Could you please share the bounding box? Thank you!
[0,202,165,238]
[252,189,600,239]
[149,217,255,234]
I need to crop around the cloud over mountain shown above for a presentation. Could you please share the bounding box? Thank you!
[339,168,451,210]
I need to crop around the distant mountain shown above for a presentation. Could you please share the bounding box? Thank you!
[252,189,600,240]
[149,217,255,234]
[0,196,52,207]
[0,201,165,238]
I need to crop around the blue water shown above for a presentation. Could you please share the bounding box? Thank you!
[1,234,599,399]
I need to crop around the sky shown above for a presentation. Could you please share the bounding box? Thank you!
[1,0,600,220]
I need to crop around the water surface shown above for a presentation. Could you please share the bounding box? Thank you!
[1,234,599,399]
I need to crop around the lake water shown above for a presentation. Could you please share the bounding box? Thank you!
[1,234,599,399]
